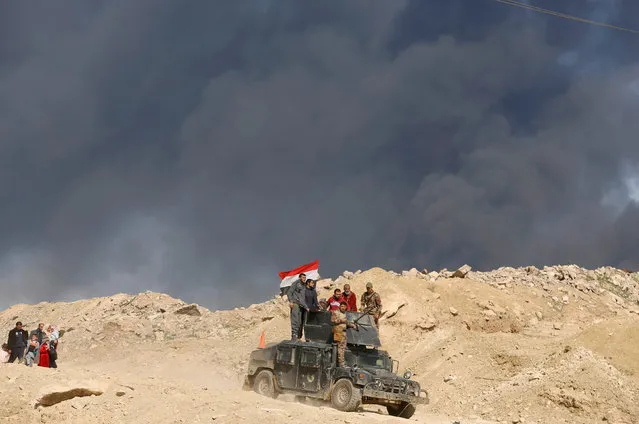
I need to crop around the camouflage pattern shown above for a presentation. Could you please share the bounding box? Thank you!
[336,336,347,366]
[331,309,348,366]
[361,291,382,327]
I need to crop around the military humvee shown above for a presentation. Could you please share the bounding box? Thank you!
[243,310,428,418]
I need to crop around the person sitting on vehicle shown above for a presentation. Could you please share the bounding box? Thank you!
[326,288,343,311]
[361,282,382,328]
[331,301,357,367]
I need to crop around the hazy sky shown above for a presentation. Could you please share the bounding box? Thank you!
[2,0,639,310]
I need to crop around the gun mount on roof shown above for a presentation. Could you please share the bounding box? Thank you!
[303,311,381,347]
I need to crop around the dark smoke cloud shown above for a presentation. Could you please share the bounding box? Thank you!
[1,0,639,310]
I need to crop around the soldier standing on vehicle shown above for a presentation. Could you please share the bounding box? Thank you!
[286,273,309,340]
[331,301,357,367]
[297,278,320,339]
[361,282,382,328]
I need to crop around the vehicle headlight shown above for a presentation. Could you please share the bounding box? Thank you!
[403,370,412,379]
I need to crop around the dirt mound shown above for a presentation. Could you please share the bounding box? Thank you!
[2,264,639,423]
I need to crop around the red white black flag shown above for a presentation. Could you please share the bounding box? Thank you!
[278,260,319,293]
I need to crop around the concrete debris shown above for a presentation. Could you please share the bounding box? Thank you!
[466,264,639,305]
[174,304,201,316]
[440,269,454,278]
[402,268,420,278]
[449,307,459,316]
[452,264,472,278]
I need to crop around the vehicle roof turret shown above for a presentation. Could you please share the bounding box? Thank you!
[303,311,381,347]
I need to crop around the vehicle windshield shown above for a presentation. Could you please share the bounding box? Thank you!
[345,349,391,371]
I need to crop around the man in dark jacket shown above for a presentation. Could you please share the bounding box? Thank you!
[7,321,29,363]
[298,279,320,340]
[30,323,45,345]
[304,279,320,312]
[286,273,309,341]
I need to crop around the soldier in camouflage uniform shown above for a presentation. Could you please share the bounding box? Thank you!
[361,282,382,328]
[331,301,356,367]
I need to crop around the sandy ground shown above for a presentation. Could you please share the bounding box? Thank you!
[1,265,638,424]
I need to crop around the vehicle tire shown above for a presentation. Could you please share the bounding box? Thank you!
[387,402,416,419]
[253,370,279,399]
[330,379,362,412]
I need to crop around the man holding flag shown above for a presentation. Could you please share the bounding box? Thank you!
[279,260,320,341]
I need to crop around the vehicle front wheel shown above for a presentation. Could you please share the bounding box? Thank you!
[330,379,362,412]
[387,402,416,418]
[253,370,279,399]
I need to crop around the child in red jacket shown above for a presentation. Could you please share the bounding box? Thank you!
[38,337,50,368]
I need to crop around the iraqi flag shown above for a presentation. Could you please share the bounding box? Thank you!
[279,260,320,294]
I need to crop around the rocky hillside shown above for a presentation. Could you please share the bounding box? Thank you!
[1,264,639,424]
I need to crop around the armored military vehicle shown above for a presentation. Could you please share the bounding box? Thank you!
[242,310,428,418]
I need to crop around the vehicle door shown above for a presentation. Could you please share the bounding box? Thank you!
[274,344,298,390]
[296,347,322,392]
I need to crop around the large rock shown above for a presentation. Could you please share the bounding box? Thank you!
[174,304,201,316]
[452,264,472,278]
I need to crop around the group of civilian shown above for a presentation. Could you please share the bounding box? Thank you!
[0,321,59,368]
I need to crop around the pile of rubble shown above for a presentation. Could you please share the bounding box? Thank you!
[331,263,639,309]
[469,264,638,306]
